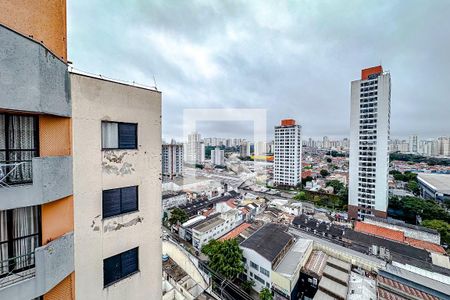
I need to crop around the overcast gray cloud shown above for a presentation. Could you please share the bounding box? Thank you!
[67,0,450,140]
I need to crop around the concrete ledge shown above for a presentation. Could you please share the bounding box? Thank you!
[0,24,70,116]
[0,156,73,210]
[0,232,74,299]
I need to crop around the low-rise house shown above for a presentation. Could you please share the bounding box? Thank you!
[179,215,207,241]
[162,191,188,211]
[191,209,242,250]
[240,224,294,292]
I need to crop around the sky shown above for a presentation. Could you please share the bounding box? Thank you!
[67,0,450,141]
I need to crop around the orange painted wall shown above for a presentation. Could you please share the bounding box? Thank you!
[281,119,296,126]
[0,0,67,61]
[361,66,383,80]
[44,272,75,300]
[39,115,72,156]
[41,196,74,245]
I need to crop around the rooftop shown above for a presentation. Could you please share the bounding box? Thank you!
[327,256,351,273]
[365,216,439,235]
[240,223,293,263]
[275,239,313,277]
[380,264,450,297]
[405,237,446,254]
[323,265,349,286]
[218,223,251,241]
[193,215,224,233]
[354,222,405,243]
[69,67,160,92]
[304,250,328,277]
[417,173,450,194]
[313,290,335,300]
[318,276,348,299]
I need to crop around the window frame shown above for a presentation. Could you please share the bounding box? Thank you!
[0,113,39,185]
[101,121,138,150]
[103,247,139,287]
[0,206,42,278]
[260,266,270,277]
[102,186,139,219]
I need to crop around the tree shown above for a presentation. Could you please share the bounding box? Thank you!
[407,180,420,195]
[168,208,188,226]
[240,280,255,293]
[422,219,450,245]
[259,288,273,300]
[388,196,450,224]
[201,239,221,256]
[302,176,313,186]
[294,191,307,201]
[326,157,332,163]
[202,239,244,280]
[320,169,330,177]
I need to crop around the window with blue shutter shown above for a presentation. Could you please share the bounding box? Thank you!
[118,123,137,149]
[101,121,137,150]
[104,247,139,287]
[103,186,138,218]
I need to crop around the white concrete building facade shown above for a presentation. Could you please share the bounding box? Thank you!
[185,132,204,164]
[191,209,242,250]
[210,147,225,166]
[71,72,162,299]
[349,66,391,220]
[274,119,302,187]
[162,141,183,179]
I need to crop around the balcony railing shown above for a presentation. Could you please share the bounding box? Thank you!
[0,252,36,289]
[0,149,38,187]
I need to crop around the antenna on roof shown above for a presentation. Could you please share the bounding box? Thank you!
[153,75,158,91]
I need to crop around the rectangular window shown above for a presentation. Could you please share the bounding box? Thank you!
[254,274,265,285]
[0,206,40,277]
[101,121,137,150]
[0,113,38,185]
[250,261,259,270]
[260,266,270,277]
[103,247,139,287]
[103,186,138,218]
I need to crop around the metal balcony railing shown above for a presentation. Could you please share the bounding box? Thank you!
[0,252,36,289]
[0,149,37,187]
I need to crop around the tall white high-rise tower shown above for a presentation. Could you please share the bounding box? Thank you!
[274,119,302,187]
[349,66,391,220]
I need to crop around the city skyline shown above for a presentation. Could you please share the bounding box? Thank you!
[68,1,450,140]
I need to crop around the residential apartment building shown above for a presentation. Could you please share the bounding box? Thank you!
[438,136,450,157]
[240,141,250,157]
[0,1,74,299]
[1,2,162,299]
[210,147,225,166]
[409,135,418,153]
[184,132,204,164]
[162,141,183,179]
[274,119,302,187]
[70,71,162,299]
[349,66,391,220]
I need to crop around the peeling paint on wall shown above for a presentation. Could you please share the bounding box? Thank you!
[103,216,143,233]
[102,150,136,176]
[91,214,101,232]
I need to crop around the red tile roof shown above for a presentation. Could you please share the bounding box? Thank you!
[405,237,446,254]
[226,198,237,209]
[356,222,446,254]
[378,276,440,300]
[219,223,251,241]
[355,222,405,242]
